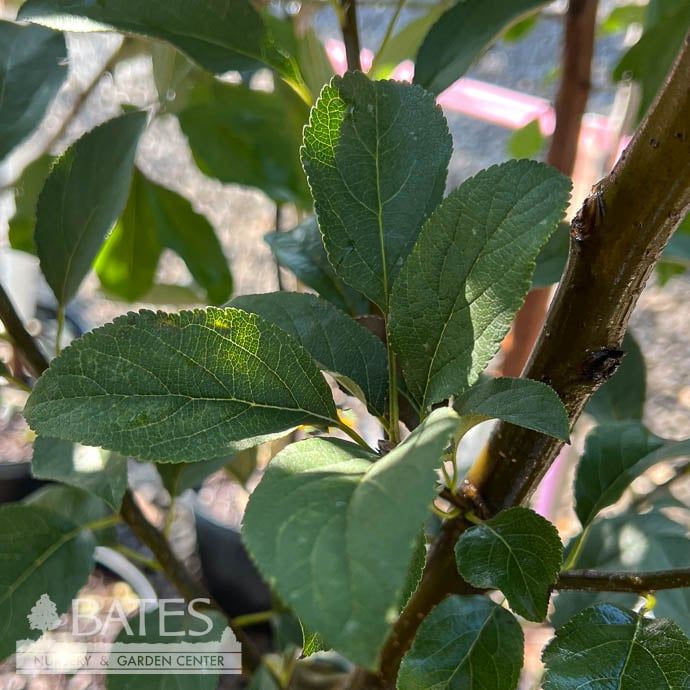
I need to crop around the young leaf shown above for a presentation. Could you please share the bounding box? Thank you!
[453,377,569,440]
[35,111,147,307]
[17,0,299,83]
[414,0,549,95]
[264,217,367,315]
[574,422,690,528]
[455,507,563,621]
[552,509,690,635]
[389,160,571,409]
[31,436,127,510]
[24,308,339,463]
[586,331,646,422]
[0,21,67,160]
[543,604,690,690]
[8,155,54,254]
[301,72,452,310]
[232,292,388,417]
[0,505,95,661]
[398,595,523,690]
[242,408,460,668]
[507,119,545,159]
[179,80,310,206]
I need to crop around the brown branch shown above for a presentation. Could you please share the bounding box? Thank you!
[470,30,690,512]
[500,0,599,379]
[556,568,690,593]
[0,282,50,377]
[339,0,362,71]
[373,28,690,690]
[121,491,262,672]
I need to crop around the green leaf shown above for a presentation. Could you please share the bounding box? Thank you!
[264,217,367,316]
[601,4,646,35]
[587,332,646,423]
[157,453,243,496]
[108,609,229,690]
[31,436,127,510]
[453,377,569,440]
[24,307,338,463]
[301,72,452,310]
[179,79,310,206]
[658,215,690,283]
[543,604,690,690]
[24,484,117,544]
[97,169,232,304]
[232,292,388,417]
[574,422,690,528]
[398,595,523,690]
[242,408,460,668]
[8,155,54,254]
[371,6,448,79]
[414,0,549,95]
[507,119,545,159]
[389,160,571,409]
[532,222,569,286]
[35,111,147,306]
[398,532,427,612]
[0,504,95,661]
[17,0,300,85]
[94,171,162,302]
[613,1,690,121]
[455,507,563,621]
[248,666,281,690]
[552,509,690,635]
[0,21,67,160]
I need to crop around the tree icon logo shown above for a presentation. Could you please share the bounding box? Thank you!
[27,594,61,633]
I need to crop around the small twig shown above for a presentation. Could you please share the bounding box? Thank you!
[0,282,50,377]
[556,567,690,593]
[120,490,261,673]
[339,0,362,71]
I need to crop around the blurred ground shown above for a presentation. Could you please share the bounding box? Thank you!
[0,2,689,689]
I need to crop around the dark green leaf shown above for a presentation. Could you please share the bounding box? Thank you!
[389,160,571,409]
[302,72,452,310]
[552,510,690,635]
[264,217,367,315]
[532,222,569,286]
[243,408,460,668]
[507,119,545,159]
[0,21,67,160]
[179,79,310,206]
[613,1,690,121]
[398,532,427,612]
[543,604,690,690]
[398,595,523,690]
[35,111,147,306]
[587,331,646,423]
[24,308,338,463]
[232,292,388,417]
[8,155,54,254]
[150,43,200,113]
[24,484,117,544]
[574,422,690,528]
[31,436,127,509]
[17,0,301,85]
[108,609,229,690]
[455,507,563,621]
[659,215,690,282]
[248,666,281,690]
[157,453,241,496]
[142,172,231,304]
[414,0,549,94]
[453,377,569,440]
[0,504,95,661]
